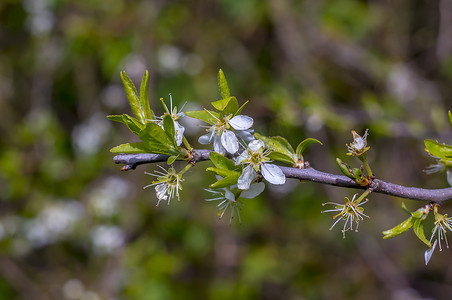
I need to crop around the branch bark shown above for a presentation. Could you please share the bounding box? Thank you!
[113,151,452,204]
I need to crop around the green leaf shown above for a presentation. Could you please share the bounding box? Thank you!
[206,167,241,181]
[139,70,154,121]
[272,136,294,153]
[410,206,429,220]
[210,175,241,189]
[107,115,127,124]
[139,123,179,155]
[424,139,452,160]
[413,218,430,246]
[382,217,414,239]
[123,114,144,135]
[352,168,363,179]
[268,152,295,165]
[234,100,249,116]
[449,110,452,128]
[336,158,353,179]
[163,114,177,148]
[120,71,145,123]
[167,154,179,165]
[184,110,218,124]
[401,203,411,215]
[255,133,294,160]
[110,142,149,153]
[209,152,236,170]
[211,97,239,116]
[296,138,323,157]
[218,69,231,99]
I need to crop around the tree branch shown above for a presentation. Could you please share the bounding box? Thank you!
[113,151,452,204]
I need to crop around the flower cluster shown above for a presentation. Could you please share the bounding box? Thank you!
[322,193,369,238]
[205,182,265,224]
[346,130,369,157]
[235,140,286,190]
[144,165,183,206]
[198,113,254,155]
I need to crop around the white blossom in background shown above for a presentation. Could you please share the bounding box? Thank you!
[198,114,254,155]
[205,182,265,224]
[25,201,84,247]
[88,176,130,218]
[235,139,285,190]
[144,166,183,206]
[91,225,125,255]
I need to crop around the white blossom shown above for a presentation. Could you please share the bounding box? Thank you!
[198,113,254,155]
[144,165,183,206]
[236,140,286,190]
[205,182,265,224]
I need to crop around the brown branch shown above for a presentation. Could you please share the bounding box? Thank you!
[113,151,452,204]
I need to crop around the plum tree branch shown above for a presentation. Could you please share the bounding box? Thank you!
[113,151,452,204]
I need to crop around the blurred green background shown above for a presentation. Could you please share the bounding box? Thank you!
[1,0,452,299]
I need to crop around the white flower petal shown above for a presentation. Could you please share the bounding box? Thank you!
[155,184,168,200]
[236,129,255,142]
[261,163,286,185]
[248,139,265,152]
[425,240,437,265]
[230,115,253,130]
[174,121,185,146]
[221,129,239,154]
[213,135,227,155]
[235,151,249,165]
[198,133,211,145]
[224,189,235,202]
[238,165,256,190]
[240,182,265,199]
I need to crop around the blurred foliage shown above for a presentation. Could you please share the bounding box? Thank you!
[1,0,452,299]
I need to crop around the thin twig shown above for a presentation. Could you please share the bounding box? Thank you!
[113,151,452,204]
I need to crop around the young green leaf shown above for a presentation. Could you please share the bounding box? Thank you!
[449,110,452,128]
[296,138,323,157]
[234,100,249,116]
[218,69,231,99]
[123,114,145,135]
[167,154,179,165]
[424,139,452,160]
[206,167,240,179]
[382,217,414,239]
[139,70,154,121]
[163,114,177,148]
[211,97,239,115]
[209,152,236,170]
[139,123,179,155]
[110,142,149,153]
[413,218,430,246]
[184,110,218,124]
[254,133,294,158]
[107,115,127,124]
[209,174,241,189]
[336,158,354,179]
[120,71,145,123]
[401,203,411,215]
[268,152,295,165]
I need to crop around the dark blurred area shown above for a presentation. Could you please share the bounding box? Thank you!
[1,0,452,299]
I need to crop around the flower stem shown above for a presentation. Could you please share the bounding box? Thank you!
[355,188,371,205]
[359,154,374,178]
[179,163,193,175]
